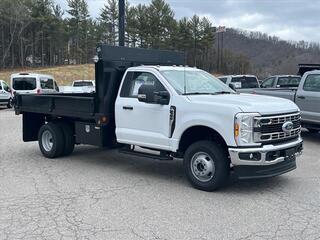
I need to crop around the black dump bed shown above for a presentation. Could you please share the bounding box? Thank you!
[15,93,96,119]
[15,45,184,122]
[298,64,320,76]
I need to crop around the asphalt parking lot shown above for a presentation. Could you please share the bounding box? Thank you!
[0,107,319,240]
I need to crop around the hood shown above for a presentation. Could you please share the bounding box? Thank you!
[187,93,299,115]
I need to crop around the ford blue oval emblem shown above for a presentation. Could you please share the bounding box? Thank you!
[282,121,294,133]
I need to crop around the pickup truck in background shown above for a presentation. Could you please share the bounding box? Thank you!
[260,75,301,88]
[249,64,320,132]
[60,80,95,94]
[218,75,260,93]
[14,45,303,191]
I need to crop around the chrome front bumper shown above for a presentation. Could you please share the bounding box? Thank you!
[228,137,303,166]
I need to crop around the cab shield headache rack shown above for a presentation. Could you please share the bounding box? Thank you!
[298,63,320,76]
[96,45,185,67]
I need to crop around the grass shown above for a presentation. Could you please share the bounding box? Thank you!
[0,64,223,87]
[0,64,95,86]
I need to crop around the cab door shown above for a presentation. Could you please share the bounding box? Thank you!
[295,74,320,123]
[115,71,172,150]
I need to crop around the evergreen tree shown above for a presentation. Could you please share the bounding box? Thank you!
[99,0,118,45]
[147,0,176,49]
[67,0,90,63]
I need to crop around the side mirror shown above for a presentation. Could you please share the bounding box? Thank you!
[154,91,170,105]
[138,84,156,104]
[138,84,170,105]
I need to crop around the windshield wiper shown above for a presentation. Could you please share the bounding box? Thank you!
[182,92,213,95]
[212,91,233,95]
[183,91,233,95]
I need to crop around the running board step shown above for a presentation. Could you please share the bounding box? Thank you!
[119,148,173,161]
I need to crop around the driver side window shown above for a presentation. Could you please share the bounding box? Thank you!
[120,72,166,98]
[261,77,275,88]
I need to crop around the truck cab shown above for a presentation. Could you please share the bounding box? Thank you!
[14,45,303,191]
[260,75,301,88]
[218,75,260,93]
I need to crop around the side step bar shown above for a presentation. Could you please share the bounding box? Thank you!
[119,147,173,161]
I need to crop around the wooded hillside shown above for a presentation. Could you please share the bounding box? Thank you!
[0,0,319,78]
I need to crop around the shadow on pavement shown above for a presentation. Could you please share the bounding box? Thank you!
[50,145,293,193]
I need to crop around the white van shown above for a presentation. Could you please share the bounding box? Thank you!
[0,80,12,108]
[10,73,59,95]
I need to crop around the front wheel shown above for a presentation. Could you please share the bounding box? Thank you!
[184,141,230,191]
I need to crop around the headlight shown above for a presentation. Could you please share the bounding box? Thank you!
[234,113,260,146]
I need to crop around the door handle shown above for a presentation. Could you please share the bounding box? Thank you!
[123,105,133,110]
[297,96,305,99]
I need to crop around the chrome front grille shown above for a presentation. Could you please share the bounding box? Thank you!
[254,112,301,144]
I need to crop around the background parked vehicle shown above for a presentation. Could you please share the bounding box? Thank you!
[60,80,95,93]
[10,73,59,95]
[14,45,303,191]
[72,80,95,93]
[72,80,95,88]
[260,75,301,88]
[218,75,260,93]
[249,65,320,132]
[0,80,12,108]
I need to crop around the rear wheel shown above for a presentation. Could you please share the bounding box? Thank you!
[184,141,230,191]
[57,122,75,156]
[307,128,319,133]
[38,123,65,158]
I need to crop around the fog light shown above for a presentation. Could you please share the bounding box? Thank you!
[266,151,281,161]
[239,152,261,161]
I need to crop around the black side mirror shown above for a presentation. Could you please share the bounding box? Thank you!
[138,84,156,103]
[229,83,236,91]
[138,84,170,105]
[155,91,170,105]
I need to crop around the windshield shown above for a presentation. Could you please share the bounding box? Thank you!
[231,76,259,88]
[12,77,36,90]
[73,81,93,87]
[160,69,234,95]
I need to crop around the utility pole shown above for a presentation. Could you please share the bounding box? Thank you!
[119,0,125,46]
[216,26,226,73]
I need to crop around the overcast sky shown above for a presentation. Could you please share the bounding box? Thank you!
[55,0,320,43]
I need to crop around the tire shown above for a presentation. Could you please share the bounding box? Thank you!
[184,140,230,191]
[38,123,65,158]
[7,98,12,108]
[307,128,319,133]
[57,122,75,156]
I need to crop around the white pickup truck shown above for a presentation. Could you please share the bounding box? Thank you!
[60,80,95,94]
[15,46,303,191]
